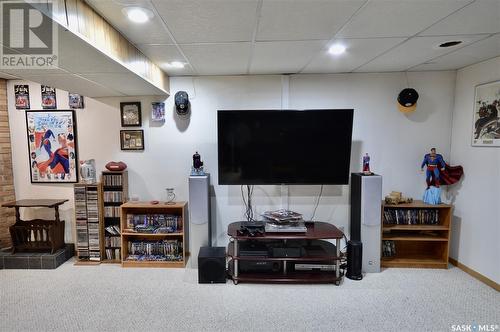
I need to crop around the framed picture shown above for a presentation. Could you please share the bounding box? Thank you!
[120,130,144,150]
[25,110,78,183]
[472,81,500,146]
[14,84,30,109]
[41,85,57,109]
[120,102,142,127]
[69,93,84,109]
[151,102,165,122]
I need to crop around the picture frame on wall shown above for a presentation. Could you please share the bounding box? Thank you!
[69,93,84,109]
[120,130,144,151]
[151,102,165,122]
[472,80,500,146]
[14,84,30,110]
[25,110,78,183]
[41,85,57,109]
[120,102,142,127]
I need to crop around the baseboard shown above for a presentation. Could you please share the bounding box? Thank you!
[449,257,499,291]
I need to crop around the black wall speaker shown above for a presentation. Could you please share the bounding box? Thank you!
[198,246,226,284]
[346,240,363,280]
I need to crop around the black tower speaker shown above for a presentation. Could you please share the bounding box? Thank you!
[198,246,226,284]
[346,240,363,280]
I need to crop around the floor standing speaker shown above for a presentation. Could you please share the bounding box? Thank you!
[198,246,226,284]
[350,173,382,273]
[189,174,211,268]
[346,240,363,280]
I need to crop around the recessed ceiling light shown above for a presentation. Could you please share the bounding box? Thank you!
[122,7,153,24]
[328,44,346,55]
[438,41,462,48]
[164,61,185,69]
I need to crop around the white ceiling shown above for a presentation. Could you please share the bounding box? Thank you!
[75,0,500,76]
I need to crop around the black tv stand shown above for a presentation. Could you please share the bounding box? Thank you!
[227,221,344,285]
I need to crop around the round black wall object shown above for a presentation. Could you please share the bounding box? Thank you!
[175,91,189,115]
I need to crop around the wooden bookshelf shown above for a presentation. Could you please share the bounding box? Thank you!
[120,201,188,268]
[101,171,128,263]
[73,183,103,264]
[381,200,452,269]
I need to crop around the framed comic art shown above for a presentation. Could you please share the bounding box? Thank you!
[26,110,78,183]
[120,130,144,151]
[120,102,142,127]
[472,81,500,146]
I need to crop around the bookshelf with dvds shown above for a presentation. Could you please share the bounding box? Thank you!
[74,184,103,265]
[381,200,452,269]
[120,201,188,268]
[101,171,128,263]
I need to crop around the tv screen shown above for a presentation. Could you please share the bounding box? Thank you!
[217,109,354,185]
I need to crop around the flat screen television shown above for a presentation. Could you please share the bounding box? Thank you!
[217,109,354,185]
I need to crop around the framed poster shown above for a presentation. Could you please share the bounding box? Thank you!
[14,84,30,109]
[26,110,78,183]
[472,81,500,146]
[69,93,84,109]
[120,102,141,127]
[151,102,165,122]
[120,130,144,150]
[41,85,57,109]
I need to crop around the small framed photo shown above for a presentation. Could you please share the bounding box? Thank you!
[120,102,142,127]
[151,102,165,122]
[120,130,144,150]
[69,93,84,109]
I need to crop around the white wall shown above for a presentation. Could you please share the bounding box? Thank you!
[7,71,456,246]
[448,56,500,284]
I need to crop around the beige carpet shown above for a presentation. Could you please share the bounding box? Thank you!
[0,259,498,332]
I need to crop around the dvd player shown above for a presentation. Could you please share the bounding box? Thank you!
[265,222,307,233]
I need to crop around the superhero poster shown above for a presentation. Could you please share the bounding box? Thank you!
[472,80,500,146]
[14,85,30,110]
[41,85,57,109]
[26,110,78,183]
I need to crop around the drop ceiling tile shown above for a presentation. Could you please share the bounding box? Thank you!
[410,34,500,71]
[256,0,365,41]
[355,35,489,72]
[180,43,251,75]
[421,0,500,36]
[152,0,258,43]
[302,38,405,74]
[337,0,473,38]
[87,0,175,45]
[136,44,195,75]
[249,41,328,74]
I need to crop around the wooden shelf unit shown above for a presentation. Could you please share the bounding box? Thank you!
[381,200,452,269]
[101,171,128,263]
[120,201,188,268]
[73,183,103,264]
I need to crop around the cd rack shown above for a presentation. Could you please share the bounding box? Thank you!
[74,183,103,265]
[101,171,128,263]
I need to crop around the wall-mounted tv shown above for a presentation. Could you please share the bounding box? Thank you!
[217,109,353,185]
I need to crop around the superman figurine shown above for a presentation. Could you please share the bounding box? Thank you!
[421,148,445,188]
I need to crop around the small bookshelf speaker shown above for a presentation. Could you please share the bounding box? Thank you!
[198,246,226,284]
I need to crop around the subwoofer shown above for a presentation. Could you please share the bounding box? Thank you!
[198,246,226,284]
[346,240,363,280]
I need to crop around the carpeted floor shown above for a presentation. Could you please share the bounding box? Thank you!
[0,259,498,332]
